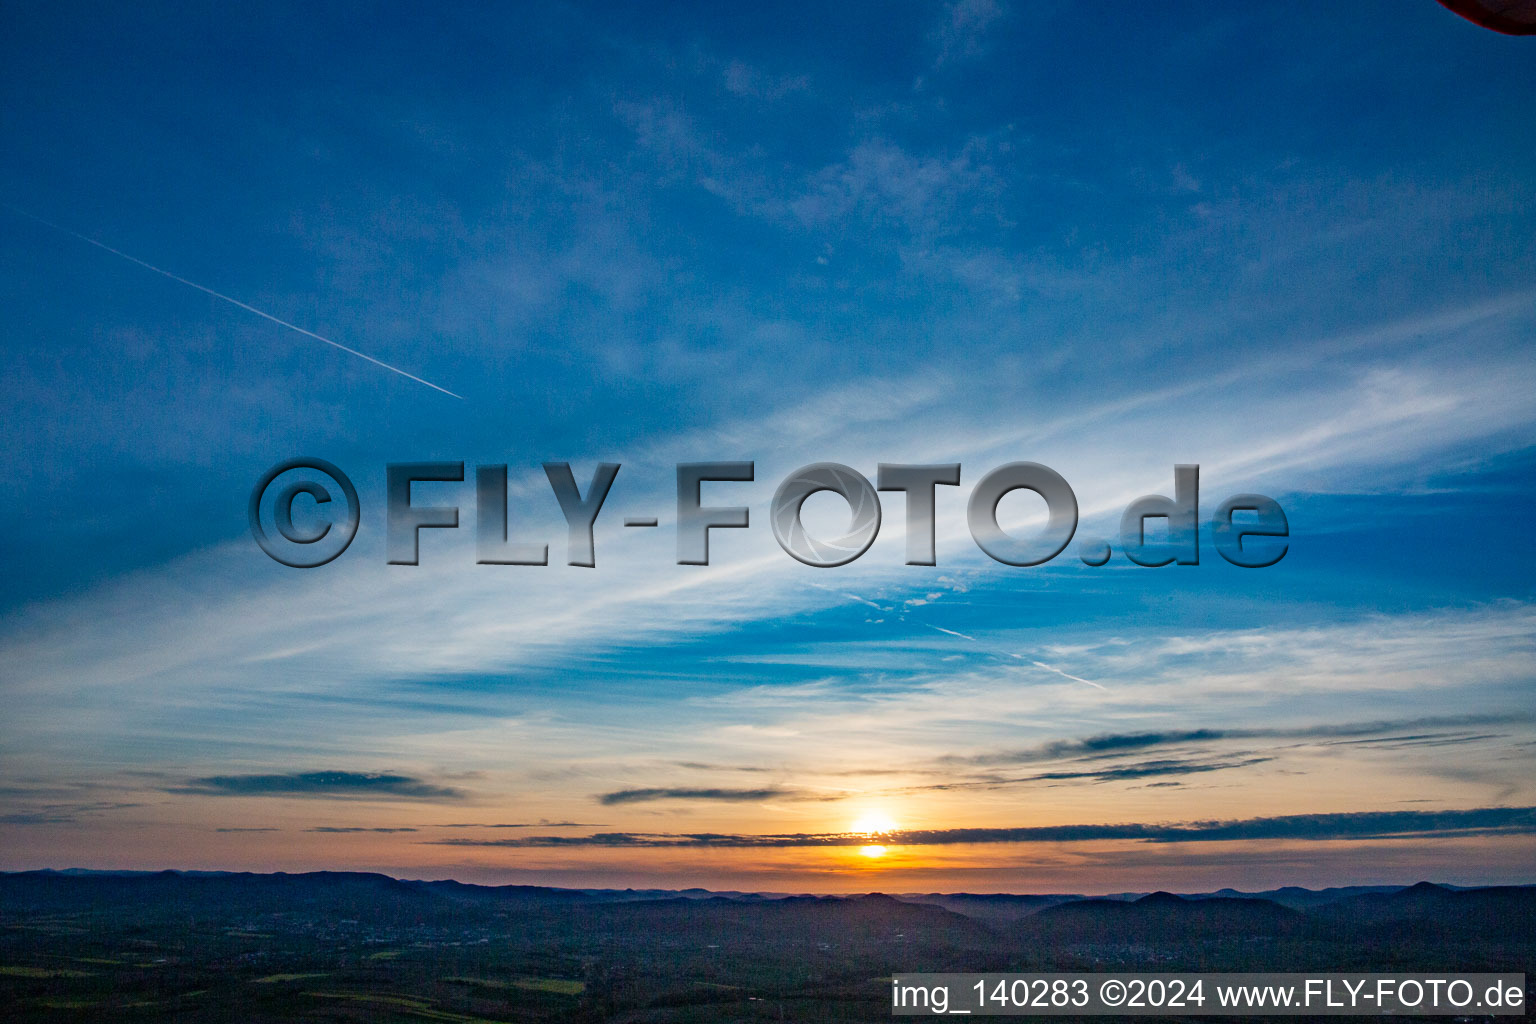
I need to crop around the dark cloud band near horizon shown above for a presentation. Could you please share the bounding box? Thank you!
[599,787,795,806]
[944,714,1532,767]
[427,806,1536,849]
[171,771,464,801]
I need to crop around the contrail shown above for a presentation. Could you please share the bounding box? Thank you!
[927,622,1107,690]
[4,204,463,399]
[807,582,890,612]
[1028,660,1107,691]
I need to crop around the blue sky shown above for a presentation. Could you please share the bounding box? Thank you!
[1,1,1533,892]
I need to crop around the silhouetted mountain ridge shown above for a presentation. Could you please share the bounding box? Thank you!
[5,869,1531,916]
[3,869,1532,1022]
[1021,891,1307,943]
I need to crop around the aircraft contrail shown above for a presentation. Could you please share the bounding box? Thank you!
[927,622,1107,690]
[4,204,463,399]
[928,624,979,642]
[1028,659,1107,691]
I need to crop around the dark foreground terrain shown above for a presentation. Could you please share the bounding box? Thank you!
[1,871,1531,1022]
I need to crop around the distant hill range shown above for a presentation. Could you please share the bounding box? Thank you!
[1,870,1532,1021]
[2,869,1532,940]
[11,868,1508,904]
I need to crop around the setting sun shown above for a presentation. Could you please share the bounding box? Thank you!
[850,813,897,837]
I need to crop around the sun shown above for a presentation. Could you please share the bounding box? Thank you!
[850,812,897,837]
[850,812,898,862]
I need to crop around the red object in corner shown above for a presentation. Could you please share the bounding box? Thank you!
[1436,0,1536,34]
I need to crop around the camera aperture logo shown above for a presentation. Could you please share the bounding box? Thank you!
[248,460,1289,571]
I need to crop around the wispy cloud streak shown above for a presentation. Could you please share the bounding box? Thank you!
[171,771,463,801]
[599,787,794,806]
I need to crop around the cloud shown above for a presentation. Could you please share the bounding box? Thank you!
[7,299,1533,736]
[1322,733,1508,750]
[908,757,1274,792]
[789,137,1001,237]
[598,787,795,806]
[305,826,419,833]
[171,771,464,801]
[0,3,1533,895]
[674,762,770,773]
[0,801,143,825]
[948,714,1531,767]
[721,60,810,100]
[428,806,1536,849]
[213,827,280,833]
[1022,756,1273,783]
[932,0,1008,68]
[0,811,78,825]
[437,821,601,829]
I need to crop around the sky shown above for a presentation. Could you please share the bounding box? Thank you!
[1,1,1533,895]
